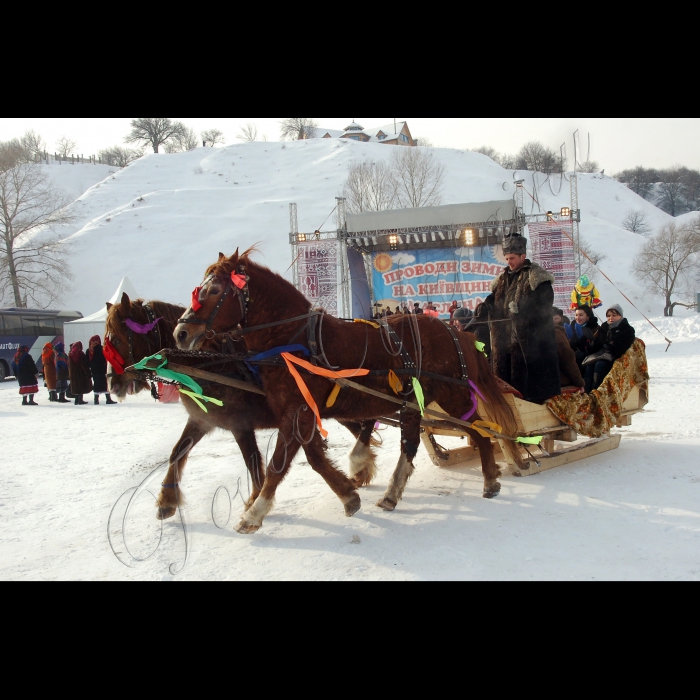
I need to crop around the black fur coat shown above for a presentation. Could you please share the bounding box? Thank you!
[483,261,561,403]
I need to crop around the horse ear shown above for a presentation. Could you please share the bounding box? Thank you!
[229,248,240,265]
[218,253,226,262]
[121,293,132,313]
[106,302,113,312]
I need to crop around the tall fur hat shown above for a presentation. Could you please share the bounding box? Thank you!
[502,233,528,255]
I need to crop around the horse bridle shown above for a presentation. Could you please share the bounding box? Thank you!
[178,268,250,338]
[107,303,162,377]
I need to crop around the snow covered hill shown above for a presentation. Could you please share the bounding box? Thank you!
[51,140,681,325]
[42,162,118,201]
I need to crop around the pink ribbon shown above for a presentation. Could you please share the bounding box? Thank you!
[125,317,163,335]
[460,381,487,423]
[231,273,247,290]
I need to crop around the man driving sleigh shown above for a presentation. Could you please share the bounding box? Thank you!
[482,233,561,404]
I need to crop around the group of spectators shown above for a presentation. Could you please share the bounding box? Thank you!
[11,336,117,407]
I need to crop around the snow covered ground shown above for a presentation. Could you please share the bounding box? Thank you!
[1,317,699,581]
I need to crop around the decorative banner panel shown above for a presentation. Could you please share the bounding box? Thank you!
[528,222,577,312]
[371,246,505,319]
[298,241,339,317]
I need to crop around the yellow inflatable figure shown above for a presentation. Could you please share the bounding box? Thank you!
[570,276,602,310]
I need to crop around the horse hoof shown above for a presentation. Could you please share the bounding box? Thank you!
[235,520,261,535]
[484,481,501,498]
[157,506,177,521]
[344,493,361,518]
[510,469,523,478]
[376,498,397,512]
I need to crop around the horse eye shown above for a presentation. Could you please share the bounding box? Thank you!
[210,287,220,295]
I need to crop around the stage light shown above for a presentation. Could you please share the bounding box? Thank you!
[561,207,571,218]
[463,229,477,246]
[546,211,554,220]
[298,233,307,242]
[389,234,399,251]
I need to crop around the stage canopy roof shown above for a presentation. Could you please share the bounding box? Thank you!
[346,200,516,234]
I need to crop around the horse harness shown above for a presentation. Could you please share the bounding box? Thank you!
[178,267,250,337]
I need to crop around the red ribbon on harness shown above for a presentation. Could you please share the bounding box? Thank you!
[104,338,125,375]
[231,273,247,290]
[191,287,203,312]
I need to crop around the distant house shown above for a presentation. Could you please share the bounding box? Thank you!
[316,121,416,147]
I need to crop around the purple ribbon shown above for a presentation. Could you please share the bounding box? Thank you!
[460,381,488,423]
[125,317,162,335]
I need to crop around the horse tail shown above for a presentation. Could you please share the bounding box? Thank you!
[473,350,525,470]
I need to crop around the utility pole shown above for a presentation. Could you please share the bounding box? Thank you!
[290,203,300,290]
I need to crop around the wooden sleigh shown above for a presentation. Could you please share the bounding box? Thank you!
[421,384,649,476]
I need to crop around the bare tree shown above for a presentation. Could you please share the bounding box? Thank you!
[202,129,226,147]
[98,146,142,167]
[498,153,518,169]
[472,145,499,161]
[20,131,46,161]
[125,118,186,154]
[56,136,77,159]
[657,168,687,216]
[414,136,435,148]
[343,160,397,214]
[236,124,258,143]
[516,141,563,174]
[164,124,199,153]
[390,148,445,208]
[616,166,659,200]
[577,160,601,173]
[0,140,29,171]
[280,118,318,141]
[0,161,76,308]
[633,219,700,316]
[622,210,652,235]
[578,236,608,280]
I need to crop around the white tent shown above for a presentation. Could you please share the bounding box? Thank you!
[64,277,140,350]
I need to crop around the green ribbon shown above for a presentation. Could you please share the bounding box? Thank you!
[475,341,486,354]
[179,389,224,414]
[516,436,544,445]
[412,377,425,416]
[133,353,223,413]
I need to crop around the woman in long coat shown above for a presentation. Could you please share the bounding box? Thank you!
[88,336,116,405]
[42,342,57,402]
[12,346,39,406]
[68,341,93,406]
[54,343,70,403]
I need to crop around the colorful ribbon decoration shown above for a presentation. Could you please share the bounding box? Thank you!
[475,341,488,357]
[388,370,404,395]
[280,353,370,439]
[231,273,247,290]
[132,353,224,413]
[471,420,503,438]
[516,436,544,445]
[411,378,425,416]
[191,287,203,312]
[326,383,341,408]
[461,380,487,423]
[354,319,381,329]
[104,337,125,375]
[125,317,163,335]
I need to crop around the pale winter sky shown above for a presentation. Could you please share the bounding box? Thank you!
[1,118,698,173]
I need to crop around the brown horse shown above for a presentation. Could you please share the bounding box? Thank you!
[105,293,375,521]
[175,249,525,534]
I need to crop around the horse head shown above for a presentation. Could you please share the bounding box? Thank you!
[105,294,185,400]
[175,249,250,351]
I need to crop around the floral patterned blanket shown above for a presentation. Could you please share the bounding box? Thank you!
[546,339,649,439]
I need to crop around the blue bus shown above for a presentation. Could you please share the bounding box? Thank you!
[0,309,83,380]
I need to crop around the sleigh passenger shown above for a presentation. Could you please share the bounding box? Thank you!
[582,304,636,393]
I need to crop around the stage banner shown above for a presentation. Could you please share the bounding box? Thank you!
[347,247,372,320]
[528,222,577,311]
[371,247,505,319]
[298,241,339,317]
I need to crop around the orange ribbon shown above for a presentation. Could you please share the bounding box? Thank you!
[281,353,370,439]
